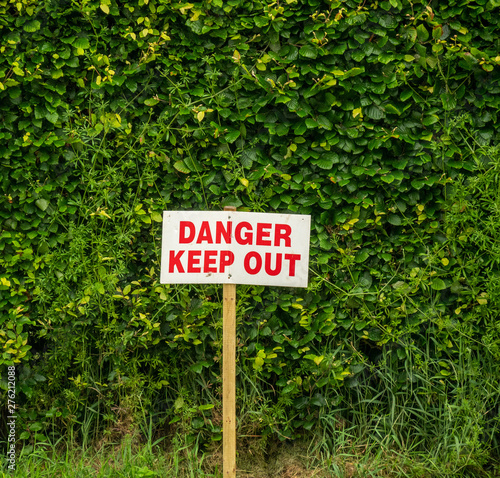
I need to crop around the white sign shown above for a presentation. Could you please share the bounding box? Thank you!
[160,211,311,288]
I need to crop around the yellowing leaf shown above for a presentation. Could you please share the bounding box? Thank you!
[197,110,205,121]
[313,355,324,366]
[232,49,241,62]
[151,212,163,222]
[100,3,110,14]
[179,3,194,14]
[353,107,362,118]
[239,178,249,187]
[254,356,264,369]
[190,9,201,21]
[441,257,449,266]
[1,277,11,287]
[477,293,488,305]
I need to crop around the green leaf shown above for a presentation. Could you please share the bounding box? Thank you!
[312,154,337,169]
[45,111,59,124]
[299,44,318,59]
[440,93,457,111]
[344,67,364,78]
[174,161,191,174]
[305,118,318,129]
[151,212,163,222]
[365,105,384,120]
[72,37,90,49]
[387,214,402,226]
[35,199,49,211]
[23,20,41,32]
[144,98,159,106]
[432,26,443,40]
[190,363,204,373]
[254,16,268,27]
[355,250,370,263]
[317,115,332,130]
[95,282,105,294]
[431,278,447,291]
[384,104,401,115]
[416,24,429,42]
[407,27,417,42]
[423,115,439,126]
[225,130,240,143]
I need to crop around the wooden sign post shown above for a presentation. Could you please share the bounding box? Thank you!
[222,207,236,478]
[160,208,311,477]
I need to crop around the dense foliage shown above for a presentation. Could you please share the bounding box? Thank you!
[1,0,500,471]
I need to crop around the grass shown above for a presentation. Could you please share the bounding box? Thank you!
[2,426,499,478]
[3,338,500,477]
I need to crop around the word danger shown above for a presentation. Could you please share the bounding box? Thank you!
[169,221,300,276]
[160,211,311,287]
[179,220,292,247]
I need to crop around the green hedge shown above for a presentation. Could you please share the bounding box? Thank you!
[1,0,500,457]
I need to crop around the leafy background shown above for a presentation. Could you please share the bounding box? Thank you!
[1,0,500,473]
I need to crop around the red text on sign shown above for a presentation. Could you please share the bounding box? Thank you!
[179,221,292,247]
[169,250,235,274]
[243,252,300,276]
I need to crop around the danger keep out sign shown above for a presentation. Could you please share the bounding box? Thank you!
[160,211,311,288]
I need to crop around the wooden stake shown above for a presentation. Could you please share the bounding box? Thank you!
[223,206,237,478]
